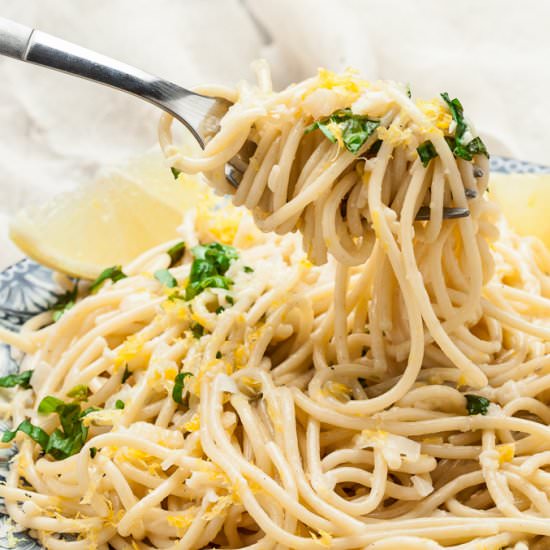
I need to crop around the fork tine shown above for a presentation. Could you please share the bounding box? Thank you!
[225,140,256,188]
[225,164,242,188]
[415,206,470,221]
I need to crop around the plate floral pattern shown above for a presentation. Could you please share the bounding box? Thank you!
[0,156,548,549]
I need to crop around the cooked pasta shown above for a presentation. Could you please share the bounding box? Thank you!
[0,64,550,549]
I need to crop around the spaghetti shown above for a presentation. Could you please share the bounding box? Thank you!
[0,64,549,549]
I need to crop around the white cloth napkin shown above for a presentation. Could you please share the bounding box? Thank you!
[0,0,548,270]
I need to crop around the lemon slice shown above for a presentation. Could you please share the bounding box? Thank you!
[9,151,202,279]
[489,173,550,249]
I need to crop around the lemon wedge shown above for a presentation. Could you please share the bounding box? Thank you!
[9,151,202,279]
[489,173,550,249]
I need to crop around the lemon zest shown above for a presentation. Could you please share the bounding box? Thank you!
[114,334,148,369]
[497,443,515,465]
[310,529,333,547]
[183,413,201,433]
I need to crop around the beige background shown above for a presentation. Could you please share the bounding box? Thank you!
[0,0,548,269]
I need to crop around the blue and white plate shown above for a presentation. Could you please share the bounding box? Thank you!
[0,156,548,549]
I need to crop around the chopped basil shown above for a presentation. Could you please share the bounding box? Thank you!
[215,306,225,315]
[441,92,489,161]
[305,108,380,154]
[441,92,467,136]
[185,275,232,300]
[216,351,222,359]
[171,167,182,179]
[445,135,489,162]
[417,140,438,167]
[89,447,98,458]
[167,241,185,267]
[154,269,177,288]
[0,370,33,389]
[465,394,490,416]
[464,136,489,158]
[121,364,132,384]
[406,83,412,99]
[37,396,65,414]
[243,266,254,273]
[115,399,125,410]
[46,427,87,461]
[190,323,204,339]
[36,396,93,460]
[185,243,238,300]
[66,384,89,402]
[52,282,79,322]
[172,372,193,405]
[2,396,93,460]
[2,419,49,449]
[90,266,127,293]
[226,295,234,305]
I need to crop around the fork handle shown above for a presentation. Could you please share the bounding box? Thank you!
[0,17,166,92]
[0,17,32,59]
[0,17,220,145]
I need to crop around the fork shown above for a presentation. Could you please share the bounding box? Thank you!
[0,17,470,221]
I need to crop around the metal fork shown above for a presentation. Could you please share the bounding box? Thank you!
[0,17,470,221]
[0,17,249,186]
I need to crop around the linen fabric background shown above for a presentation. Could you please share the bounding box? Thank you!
[0,0,547,269]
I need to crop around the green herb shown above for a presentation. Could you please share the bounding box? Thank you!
[35,396,94,460]
[90,266,127,293]
[216,351,222,359]
[67,384,89,402]
[89,447,98,458]
[215,306,225,315]
[305,108,380,154]
[190,323,204,339]
[115,399,125,410]
[2,419,49,449]
[172,372,193,405]
[52,282,79,322]
[37,396,65,414]
[243,266,254,273]
[464,136,489,157]
[226,295,234,305]
[417,140,438,167]
[3,400,92,460]
[121,364,132,384]
[185,243,239,300]
[171,167,182,179]
[445,135,489,162]
[185,275,232,300]
[440,92,489,161]
[46,428,87,461]
[406,83,412,98]
[167,242,185,267]
[465,394,490,416]
[154,269,177,288]
[0,370,33,389]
